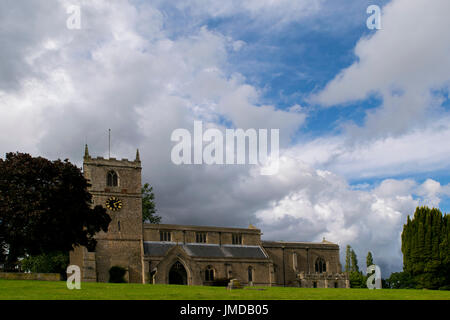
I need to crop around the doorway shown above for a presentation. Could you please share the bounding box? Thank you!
[168,261,187,285]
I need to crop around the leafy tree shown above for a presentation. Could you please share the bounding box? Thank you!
[401,206,449,289]
[349,271,366,288]
[21,251,69,279]
[142,183,161,223]
[0,152,111,270]
[385,272,416,289]
[0,234,6,269]
[344,245,367,288]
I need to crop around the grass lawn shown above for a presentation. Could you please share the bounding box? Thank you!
[0,280,450,300]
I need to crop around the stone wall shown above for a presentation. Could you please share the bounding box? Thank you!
[70,148,348,287]
[297,272,350,288]
[95,239,143,283]
[69,246,97,282]
[143,224,261,245]
[0,272,61,281]
[146,256,272,286]
[68,149,145,283]
[262,241,346,287]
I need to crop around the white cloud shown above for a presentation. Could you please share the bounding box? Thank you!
[232,40,246,52]
[0,0,307,236]
[254,157,448,274]
[312,0,450,138]
[0,0,305,158]
[288,116,450,180]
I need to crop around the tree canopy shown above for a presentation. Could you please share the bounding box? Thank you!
[344,244,367,288]
[142,183,161,223]
[0,152,111,270]
[401,206,449,289]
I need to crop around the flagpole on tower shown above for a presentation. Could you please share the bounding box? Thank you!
[108,128,111,159]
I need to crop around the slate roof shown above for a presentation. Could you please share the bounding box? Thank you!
[143,242,268,259]
[143,242,175,256]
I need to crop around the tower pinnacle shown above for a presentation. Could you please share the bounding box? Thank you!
[84,144,90,160]
[135,148,141,162]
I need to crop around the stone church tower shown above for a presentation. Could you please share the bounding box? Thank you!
[69,145,145,283]
[69,146,348,287]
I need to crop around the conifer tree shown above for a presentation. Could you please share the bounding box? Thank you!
[401,206,450,289]
[345,245,352,272]
[350,249,359,272]
[366,251,374,268]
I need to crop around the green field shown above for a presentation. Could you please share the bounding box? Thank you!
[0,280,449,300]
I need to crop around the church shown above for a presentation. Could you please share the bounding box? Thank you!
[70,146,349,288]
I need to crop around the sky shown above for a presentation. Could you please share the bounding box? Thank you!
[1,0,450,277]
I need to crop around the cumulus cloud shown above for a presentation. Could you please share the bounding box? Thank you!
[0,0,305,157]
[0,0,306,228]
[288,116,450,179]
[254,159,449,275]
[312,0,450,138]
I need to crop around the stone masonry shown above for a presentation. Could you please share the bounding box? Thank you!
[70,147,349,288]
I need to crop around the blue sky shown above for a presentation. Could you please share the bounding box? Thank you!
[149,0,450,212]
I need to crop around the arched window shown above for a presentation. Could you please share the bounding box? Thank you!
[205,266,214,282]
[248,267,253,282]
[107,170,118,187]
[315,257,327,273]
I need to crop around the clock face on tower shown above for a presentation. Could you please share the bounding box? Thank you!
[105,196,123,211]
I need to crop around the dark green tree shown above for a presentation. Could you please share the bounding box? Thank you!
[401,206,450,289]
[21,251,69,278]
[350,249,359,272]
[0,152,111,270]
[344,245,366,288]
[349,271,366,288]
[142,183,161,223]
[365,251,375,287]
[345,245,352,272]
[385,271,416,289]
[366,251,374,268]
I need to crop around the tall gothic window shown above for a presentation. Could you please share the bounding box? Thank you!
[248,267,253,282]
[107,170,118,187]
[205,266,214,281]
[315,257,327,273]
